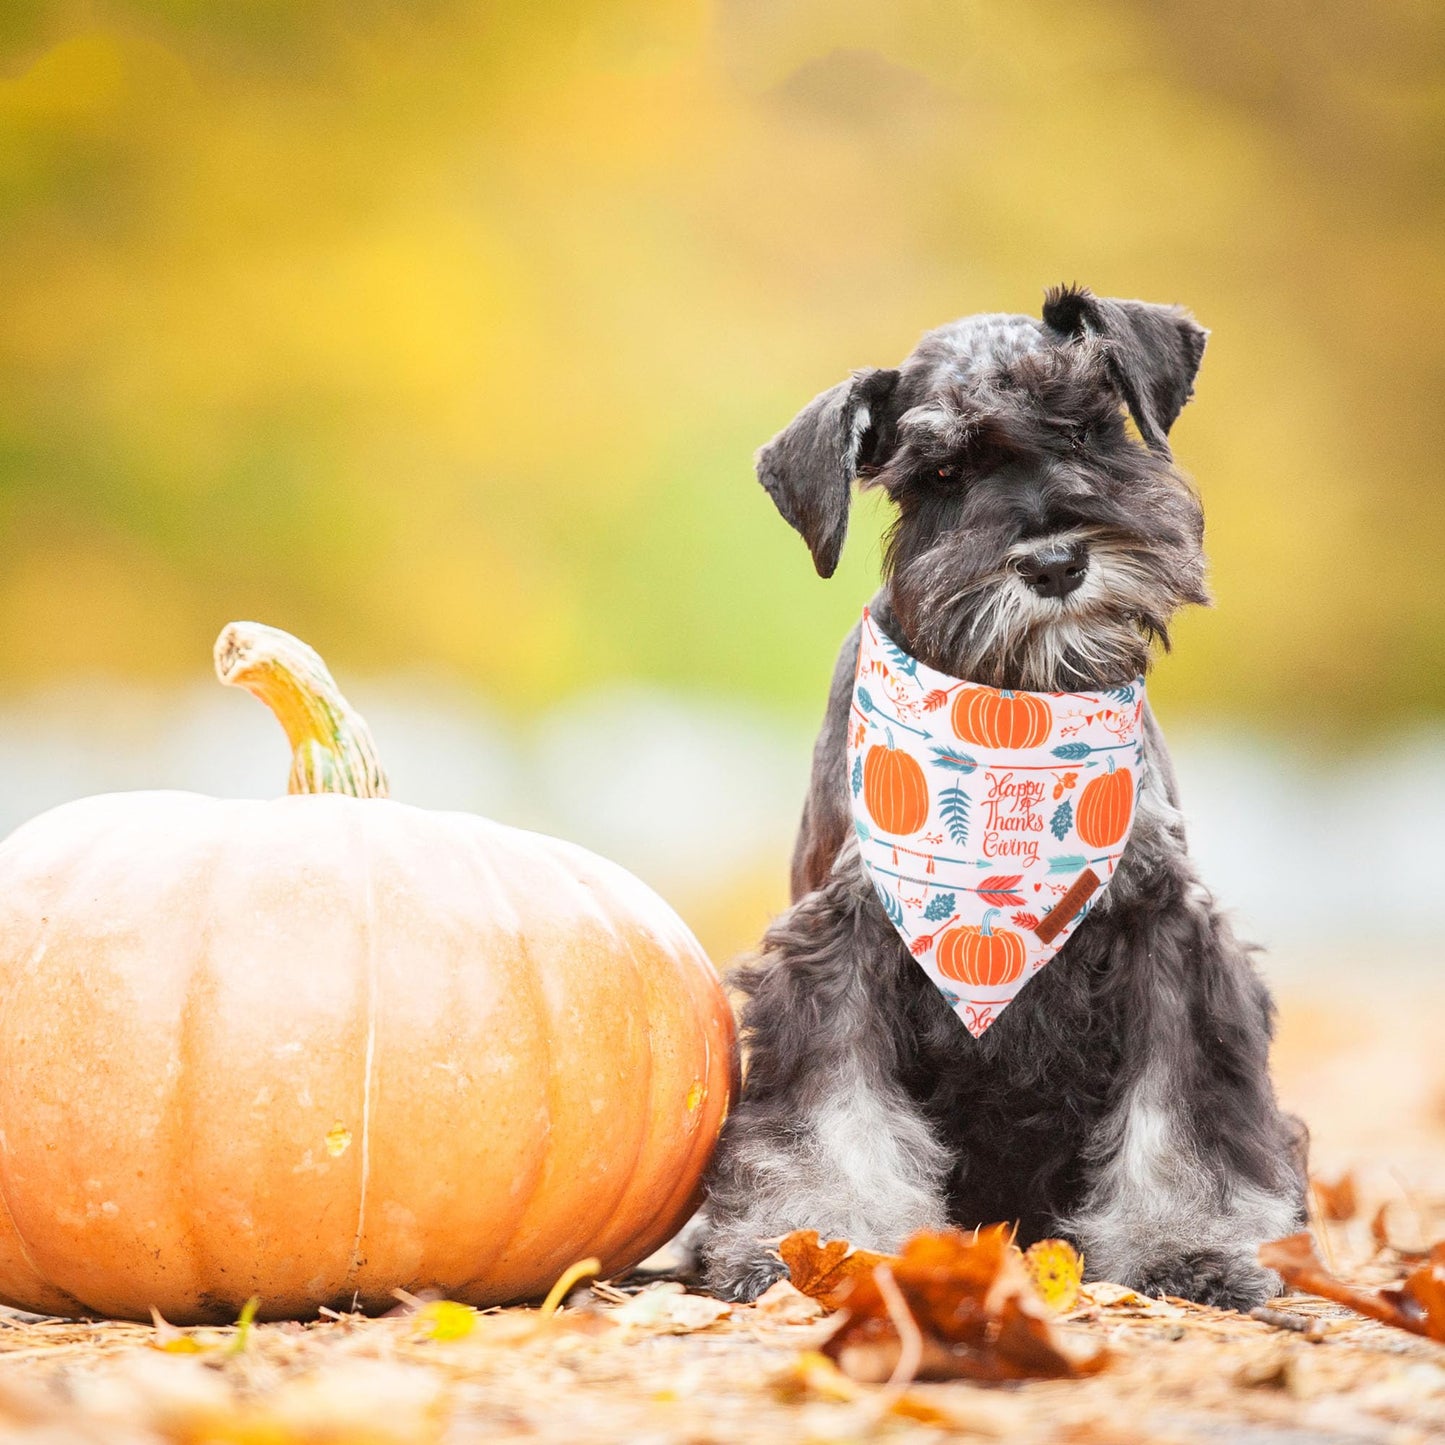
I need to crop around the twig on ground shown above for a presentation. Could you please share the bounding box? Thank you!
[1249,1306,1326,1342]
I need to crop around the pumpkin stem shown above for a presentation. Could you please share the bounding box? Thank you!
[214,622,389,799]
[980,907,1001,935]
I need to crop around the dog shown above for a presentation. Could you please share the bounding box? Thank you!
[697,286,1307,1309]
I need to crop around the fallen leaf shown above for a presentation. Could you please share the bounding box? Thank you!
[148,1299,258,1357]
[149,1307,205,1354]
[1312,1171,1358,1222]
[787,1226,1108,1383]
[1022,1238,1083,1312]
[753,1278,824,1323]
[1371,1201,1431,1261]
[1260,1232,1445,1341]
[414,1299,476,1342]
[771,1349,862,1404]
[777,1230,892,1311]
[610,1282,731,1334]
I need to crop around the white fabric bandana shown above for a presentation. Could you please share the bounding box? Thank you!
[847,607,1145,1038]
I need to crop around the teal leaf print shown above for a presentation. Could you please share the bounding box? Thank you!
[851,754,863,797]
[931,746,978,774]
[1048,853,1088,875]
[1051,743,1093,761]
[875,882,906,932]
[939,784,971,845]
[1049,798,1073,840]
[878,631,920,678]
[854,817,871,843]
[923,892,956,923]
[1106,685,1136,705]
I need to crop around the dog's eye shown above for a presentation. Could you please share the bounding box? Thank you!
[1069,428,1089,452]
[937,466,955,479]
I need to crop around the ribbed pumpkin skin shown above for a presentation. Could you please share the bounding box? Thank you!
[862,744,930,835]
[935,922,1026,987]
[951,688,1051,749]
[1076,766,1134,848]
[0,791,736,1324]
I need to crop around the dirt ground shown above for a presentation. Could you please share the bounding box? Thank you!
[0,972,1441,1445]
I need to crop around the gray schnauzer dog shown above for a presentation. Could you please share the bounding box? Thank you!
[698,286,1307,1308]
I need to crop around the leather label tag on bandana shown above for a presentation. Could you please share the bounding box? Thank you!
[847,608,1146,1038]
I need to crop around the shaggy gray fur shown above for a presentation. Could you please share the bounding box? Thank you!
[698,287,1307,1308]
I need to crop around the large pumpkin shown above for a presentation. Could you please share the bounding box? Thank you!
[862,734,930,836]
[1075,756,1134,848]
[0,623,736,1324]
[936,910,1026,987]
[951,687,1051,750]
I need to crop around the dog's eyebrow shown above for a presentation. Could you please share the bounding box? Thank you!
[897,404,953,433]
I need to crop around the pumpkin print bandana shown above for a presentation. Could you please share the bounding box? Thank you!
[847,608,1145,1038]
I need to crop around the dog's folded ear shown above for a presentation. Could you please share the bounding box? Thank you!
[1042,285,1207,454]
[755,367,901,578]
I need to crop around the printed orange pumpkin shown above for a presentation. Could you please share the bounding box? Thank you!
[936,910,1026,987]
[1075,756,1134,848]
[863,736,930,835]
[952,687,1051,749]
[0,624,737,1324]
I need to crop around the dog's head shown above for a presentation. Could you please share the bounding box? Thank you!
[757,286,1209,690]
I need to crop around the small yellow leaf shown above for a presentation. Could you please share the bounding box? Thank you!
[149,1306,206,1354]
[415,1299,476,1341]
[1022,1238,1083,1312]
[772,1350,862,1404]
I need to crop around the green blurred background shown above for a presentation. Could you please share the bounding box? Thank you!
[1,1,1442,961]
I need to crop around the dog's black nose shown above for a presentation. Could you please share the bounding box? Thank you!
[1017,543,1088,600]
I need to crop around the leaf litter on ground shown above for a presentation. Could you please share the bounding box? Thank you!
[777,1224,1106,1384]
[1261,1231,1445,1341]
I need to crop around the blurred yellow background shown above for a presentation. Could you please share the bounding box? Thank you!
[1,1,1442,967]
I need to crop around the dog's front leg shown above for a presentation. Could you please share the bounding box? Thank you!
[699,855,950,1301]
[1063,891,1306,1310]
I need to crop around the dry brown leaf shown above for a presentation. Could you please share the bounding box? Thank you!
[610,1283,731,1334]
[1077,1282,1145,1309]
[1370,1201,1431,1261]
[752,1278,825,1324]
[1260,1232,1445,1341]
[785,1226,1108,1384]
[776,1230,891,1310]
[1312,1171,1358,1222]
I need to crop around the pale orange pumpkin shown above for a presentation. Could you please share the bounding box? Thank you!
[863,735,930,835]
[952,687,1051,750]
[0,624,736,1324]
[1075,756,1134,848]
[936,910,1026,987]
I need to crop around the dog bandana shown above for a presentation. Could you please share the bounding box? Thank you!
[847,608,1145,1038]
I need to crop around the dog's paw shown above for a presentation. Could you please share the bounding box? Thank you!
[1129,1249,1277,1312]
[704,1251,789,1304]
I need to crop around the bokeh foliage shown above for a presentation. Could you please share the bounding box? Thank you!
[0,1,1440,726]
